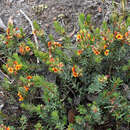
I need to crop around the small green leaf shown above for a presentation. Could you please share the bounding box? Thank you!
[86,14,91,23]
[53,21,65,34]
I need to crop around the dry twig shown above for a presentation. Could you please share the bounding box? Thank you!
[19,9,39,63]
[0,69,14,84]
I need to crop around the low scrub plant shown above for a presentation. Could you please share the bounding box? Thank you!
[0,12,129,130]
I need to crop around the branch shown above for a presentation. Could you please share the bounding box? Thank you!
[19,9,39,63]
[0,69,14,84]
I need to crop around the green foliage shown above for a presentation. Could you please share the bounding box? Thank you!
[0,11,129,130]
[53,21,65,34]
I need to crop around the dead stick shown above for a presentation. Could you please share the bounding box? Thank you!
[0,69,14,84]
[19,9,39,63]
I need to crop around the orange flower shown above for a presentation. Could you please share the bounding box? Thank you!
[15,27,19,31]
[102,37,107,41]
[77,50,83,55]
[87,33,91,39]
[53,42,62,47]
[32,30,37,35]
[114,31,118,35]
[24,86,29,92]
[5,41,8,45]
[104,49,109,56]
[73,72,78,77]
[95,50,100,55]
[49,57,55,63]
[125,32,129,37]
[13,61,18,65]
[6,127,10,130]
[52,67,59,72]
[8,67,14,73]
[6,28,10,35]
[19,95,24,101]
[25,46,30,52]
[19,46,25,54]
[57,43,62,47]
[15,64,22,71]
[48,41,51,47]
[92,48,100,55]
[16,33,22,38]
[17,92,21,96]
[27,76,32,80]
[58,62,64,68]
[104,45,107,49]
[116,34,123,40]
[18,92,24,101]
[6,35,12,40]
[77,34,81,40]
[72,66,78,77]
[72,66,75,73]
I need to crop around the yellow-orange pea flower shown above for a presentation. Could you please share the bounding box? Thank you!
[104,49,109,56]
[16,33,22,38]
[116,34,123,40]
[58,62,64,68]
[94,50,100,55]
[77,50,83,55]
[48,41,52,47]
[77,34,81,40]
[24,86,29,92]
[18,92,24,101]
[104,45,107,49]
[125,31,130,38]
[19,95,24,101]
[19,46,25,54]
[6,127,10,130]
[8,67,14,73]
[102,37,107,41]
[72,66,78,77]
[15,64,22,71]
[92,48,100,55]
[87,33,91,39]
[13,61,18,65]
[73,72,78,77]
[6,35,12,40]
[25,46,30,52]
[52,67,59,73]
[27,76,32,80]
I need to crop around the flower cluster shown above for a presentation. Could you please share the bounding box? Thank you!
[17,76,32,101]
[17,92,24,101]
[0,124,10,130]
[92,47,100,55]
[6,60,22,74]
[48,57,64,73]
[5,26,23,45]
[76,31,95,43]
[19,43,30,55]
[47,41,63,73]
[72,65,82,77]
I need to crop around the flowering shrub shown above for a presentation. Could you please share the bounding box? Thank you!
[0,12,129,130]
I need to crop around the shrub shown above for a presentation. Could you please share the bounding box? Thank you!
[0,12,129,130]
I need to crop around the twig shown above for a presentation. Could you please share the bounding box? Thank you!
[19,9,39,63]
[0,69,14,84]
